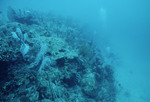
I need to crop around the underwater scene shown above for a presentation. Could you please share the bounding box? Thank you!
[0,0,150,102]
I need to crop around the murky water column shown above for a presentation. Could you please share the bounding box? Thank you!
[97,0,150,102]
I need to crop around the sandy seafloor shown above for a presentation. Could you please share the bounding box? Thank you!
[113,44,150,102]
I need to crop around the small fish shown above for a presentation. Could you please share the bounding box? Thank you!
[0,11,2,14]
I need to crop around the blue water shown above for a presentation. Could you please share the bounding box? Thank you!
[1,0,150,102]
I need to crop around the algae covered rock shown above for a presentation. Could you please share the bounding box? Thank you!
[81,72,99,98]
[48,37,78,60]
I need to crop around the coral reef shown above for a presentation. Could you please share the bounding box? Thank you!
[7,7,38,25]
[0,7,116,102]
